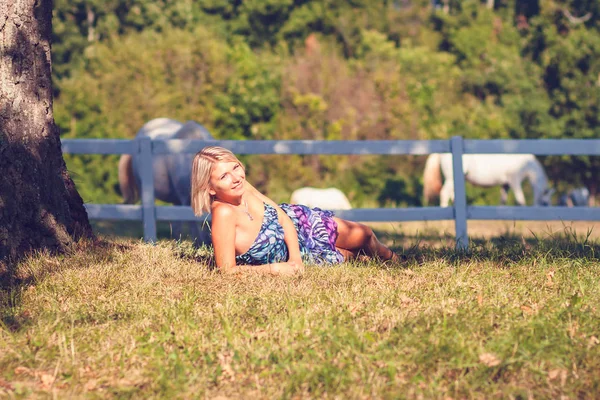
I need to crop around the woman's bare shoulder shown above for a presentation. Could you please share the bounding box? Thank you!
[211,201,237,221]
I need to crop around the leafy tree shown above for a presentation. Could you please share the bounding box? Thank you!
[432,1,553,139]
[200,0,393,55]
[55,27,232,204]
[212,41,282,139]
[48,0,600,208]
[522,3,600,201]
[52,0,212,81]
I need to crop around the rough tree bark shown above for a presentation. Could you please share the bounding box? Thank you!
[0,0,93,266]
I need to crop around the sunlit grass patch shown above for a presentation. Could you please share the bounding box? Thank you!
[1,234,599,398]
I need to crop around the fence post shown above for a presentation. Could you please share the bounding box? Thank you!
[138,137,157,243]
[450,136,468,250]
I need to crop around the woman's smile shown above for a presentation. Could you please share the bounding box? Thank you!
[209,161,247,201]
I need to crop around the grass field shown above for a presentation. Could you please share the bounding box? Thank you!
[1,221,599,399]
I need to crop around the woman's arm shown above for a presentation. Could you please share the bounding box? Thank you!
[244,182,304,264]
[210,204,238,271]
[221,262,304,276]
[211,203,304,275]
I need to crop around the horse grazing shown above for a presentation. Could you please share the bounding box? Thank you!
[290,187,352,210]
[118,118,214,244]
[423,153,553,207]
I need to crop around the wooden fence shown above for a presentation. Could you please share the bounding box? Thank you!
[61,137,600,249]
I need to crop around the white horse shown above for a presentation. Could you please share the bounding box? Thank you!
[118,118,214,244]
[290,187,352,210]
[423,153,554,207]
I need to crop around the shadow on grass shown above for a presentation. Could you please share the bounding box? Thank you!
[91,220,204,242]
[0,238,134,332]
[2,227,598,331]
[172,241,216,270]
[173,226,599,272]
[375,226,600,268]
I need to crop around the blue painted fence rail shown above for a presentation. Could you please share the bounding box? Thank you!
[61,137,600,250]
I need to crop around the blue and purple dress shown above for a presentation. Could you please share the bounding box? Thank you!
[235,203,344,266]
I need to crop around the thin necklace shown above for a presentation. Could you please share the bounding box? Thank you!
[243,199,253,221]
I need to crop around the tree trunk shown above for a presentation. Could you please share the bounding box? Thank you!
[86,5,96,42]
[487,0,495,10]
[442,0,450,14]
[0,0,93,266]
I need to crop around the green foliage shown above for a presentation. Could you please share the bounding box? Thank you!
[231,0,296,47]
[65,155,123,204]
[56,26,231,139]
[51,0,600,207]
[55,27,232,203]
[522,6,600,193]
[396,45,463,138]
[52,0,211,80]
[432,3,553,139]
[197,0,392,55]
[212,42,282,139]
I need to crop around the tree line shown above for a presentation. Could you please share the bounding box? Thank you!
[52,0,600,206]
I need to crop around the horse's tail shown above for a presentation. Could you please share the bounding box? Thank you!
[118,154,139,204]
[423,154,443,205]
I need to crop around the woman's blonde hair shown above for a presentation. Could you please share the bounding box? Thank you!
[191,146,244,215]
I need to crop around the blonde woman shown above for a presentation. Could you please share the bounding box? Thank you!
[191,146,398,276]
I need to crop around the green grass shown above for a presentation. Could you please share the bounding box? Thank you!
[1,230,600,399]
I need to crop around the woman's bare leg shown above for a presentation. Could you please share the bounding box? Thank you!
[336,247,358,261]
[334,217,398,262]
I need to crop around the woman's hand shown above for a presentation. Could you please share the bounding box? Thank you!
[270,261,305,276]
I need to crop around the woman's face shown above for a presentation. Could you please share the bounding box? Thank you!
[208,160,246,200]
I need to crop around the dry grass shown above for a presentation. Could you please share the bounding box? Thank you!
[372,219,599,249]
[1,228,600,399]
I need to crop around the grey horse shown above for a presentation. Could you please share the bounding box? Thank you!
[118,118,213,244]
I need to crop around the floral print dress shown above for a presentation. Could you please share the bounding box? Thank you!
[235,203,344,266]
